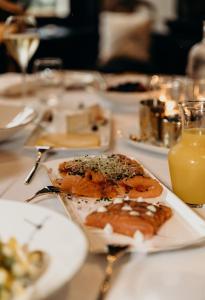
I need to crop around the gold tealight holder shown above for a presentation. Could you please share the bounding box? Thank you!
[150,104,164,142]
[139,99,181,148]
[139,99,164,142]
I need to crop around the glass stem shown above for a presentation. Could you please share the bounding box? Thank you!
[21,66,27,98]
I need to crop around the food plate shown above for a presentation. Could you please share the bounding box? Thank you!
[43,155,205,253]
[64,70,100,90]
[0,71,100,97]
[24,100,112,153]
[0,102,36,142]
[98,74,158,106]
[0,199,87,299]
[125,137,169,155]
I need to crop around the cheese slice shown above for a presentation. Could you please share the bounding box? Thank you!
[36,132,100,148]
[66,110,90,132]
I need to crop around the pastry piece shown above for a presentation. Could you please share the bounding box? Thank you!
[36,132,100,148]
[85,201,172,238]
[57,154,162,199]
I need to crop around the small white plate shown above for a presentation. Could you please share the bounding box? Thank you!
[99,74,157,106]
[64,71,99,89]
[125,137,169,155]
[0,103,36,142]
[0,199,87,299]
[25,98,112,153]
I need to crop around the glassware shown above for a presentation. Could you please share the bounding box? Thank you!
[33,57,63,106]
[158,79,184,103]
[186,21,205,79]
[168,101,205,207]
[3,15,40,96]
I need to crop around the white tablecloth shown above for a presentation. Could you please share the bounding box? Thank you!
[1,75,205,300]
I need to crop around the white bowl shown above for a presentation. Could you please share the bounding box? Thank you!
[0,103,36,142]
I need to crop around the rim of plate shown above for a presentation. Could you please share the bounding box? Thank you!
[0,199,88,299]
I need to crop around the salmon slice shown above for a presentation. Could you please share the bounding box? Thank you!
[85,201,172,238]
[59,175,81,193]
[57,155,163,199]
[72,177,102,198]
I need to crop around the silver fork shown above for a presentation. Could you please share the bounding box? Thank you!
[24,186,61,203]
[24,146,51,185]
[96,244,129,300]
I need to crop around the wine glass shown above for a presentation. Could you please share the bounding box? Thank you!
[33,57,64,106]
[186,21,205,79]
[3,15,40,96]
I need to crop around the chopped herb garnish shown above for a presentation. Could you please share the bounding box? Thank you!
[62,154,144,180]
[96,197,111,202]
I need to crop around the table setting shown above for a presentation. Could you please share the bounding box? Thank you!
[1,14,205,299]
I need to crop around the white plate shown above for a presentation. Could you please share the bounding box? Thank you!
[25,98,112,153]
[0,103,36,142]
[44,155,205,253]
[0,199,87,299]
[99,74,157,106]
[125,137,169,155]
[0,71,99,97]
[64,71,99,89]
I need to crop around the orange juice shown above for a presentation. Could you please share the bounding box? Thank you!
[168,128,205,205]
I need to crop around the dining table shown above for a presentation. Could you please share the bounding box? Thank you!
[1,72,205,300]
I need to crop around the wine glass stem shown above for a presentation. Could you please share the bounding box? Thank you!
[21,66,27,97]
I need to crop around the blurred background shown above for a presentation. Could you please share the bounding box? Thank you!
[0,0,205,75]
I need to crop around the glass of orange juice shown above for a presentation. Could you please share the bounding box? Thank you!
[168,101,205,207]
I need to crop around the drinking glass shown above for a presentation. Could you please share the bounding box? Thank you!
[33,57,63,106]
[168,101,205,207]
[3,15,40,96]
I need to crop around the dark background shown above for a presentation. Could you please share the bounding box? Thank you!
[1,0,205,75]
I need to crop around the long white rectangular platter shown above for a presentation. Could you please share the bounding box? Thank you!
[24,103,112,153]
[43,155,205,253]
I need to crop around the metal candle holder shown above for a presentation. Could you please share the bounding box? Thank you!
[139,99,181,148]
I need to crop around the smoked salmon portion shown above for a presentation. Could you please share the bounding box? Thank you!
[57,154,163,199]
[85,201,172,238]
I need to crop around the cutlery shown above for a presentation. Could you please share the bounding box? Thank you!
[24,146,51,185]
[96,244,129,300]
[24,185,61,202]
[96,237,205,300]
